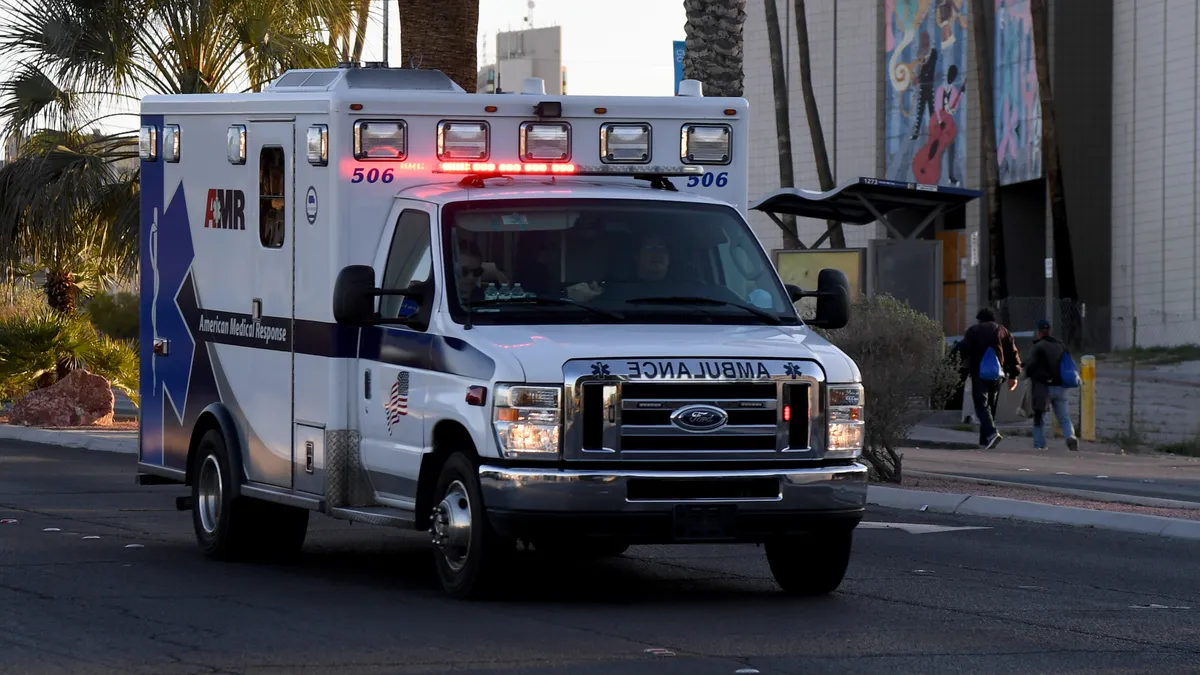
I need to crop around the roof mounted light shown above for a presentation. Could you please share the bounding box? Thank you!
[306,124,328,166]
[162,124,180,162]
[433,162,701,177]
[437,121,489,161]
[681,123,731,165]
[139,125,158,161]
[354,120,407,160]
[226,125,246,164]
[600,123,651,164]
[520,122,571,162]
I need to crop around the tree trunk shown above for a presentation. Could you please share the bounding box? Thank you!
[794,0,845,248]
[43,269,77,314]
[351,0,371,63]
[682,0,748,97]
[763,0,801,249]
[970,0,1007,304]
[1029,0,1078,304]
[396,0,480,92]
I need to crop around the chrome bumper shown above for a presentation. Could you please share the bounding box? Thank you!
[477,462,869,514]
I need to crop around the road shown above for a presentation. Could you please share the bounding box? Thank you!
[904,447,1200,505]
[3,440,1200,675]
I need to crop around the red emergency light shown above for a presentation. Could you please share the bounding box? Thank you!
[437,162,577,175]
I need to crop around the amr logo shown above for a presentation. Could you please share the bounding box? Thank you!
[203,189,246,230]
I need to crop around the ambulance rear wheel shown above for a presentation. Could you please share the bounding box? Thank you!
[192,428,308,560]
[429,452,513,599]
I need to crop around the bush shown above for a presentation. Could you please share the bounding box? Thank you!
[815,295,960,483]
[82,292,140,342]
[0,280,48,320]
[0,308,139,407]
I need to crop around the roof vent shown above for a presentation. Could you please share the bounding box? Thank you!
[677,79,703,97]
[336,61,361,69]
[521,77,545,95]
[363,61,388,69]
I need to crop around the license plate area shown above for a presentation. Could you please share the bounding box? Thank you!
[626,477,781,501]
[672,504,738,541]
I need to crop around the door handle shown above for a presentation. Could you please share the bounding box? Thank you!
[364,369,372,400]
[252,298,262,320]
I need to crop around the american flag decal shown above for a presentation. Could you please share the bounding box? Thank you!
[386,371,410,434]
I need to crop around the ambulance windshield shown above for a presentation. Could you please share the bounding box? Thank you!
[441,198,800,326]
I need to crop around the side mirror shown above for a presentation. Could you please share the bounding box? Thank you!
[333,265,377,325]
[811,268,851,330]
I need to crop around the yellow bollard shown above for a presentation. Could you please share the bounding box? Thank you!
[1081,355,1096,441]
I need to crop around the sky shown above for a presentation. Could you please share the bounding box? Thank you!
[0,0,688,136]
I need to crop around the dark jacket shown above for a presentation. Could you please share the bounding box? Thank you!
[952,320,1021,380]
[1024,335,1067,386]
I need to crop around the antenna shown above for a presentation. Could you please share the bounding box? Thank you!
[525,0,535,27]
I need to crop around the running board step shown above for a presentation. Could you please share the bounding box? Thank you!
[328,506,415,528]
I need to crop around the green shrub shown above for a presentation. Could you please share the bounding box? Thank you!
[0,309,139,407]
[82,292,140,342]
[814,295,961,483]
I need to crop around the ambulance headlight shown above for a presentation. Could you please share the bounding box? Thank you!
[306,124,328,166]
[600,123,650,163]
[493,384,561,459]
[826,384,865,458]
[354,120,407,160]
[681,123,731,165]
[437,121,489,161]
[520,122,571,162]
[226,125,246,165]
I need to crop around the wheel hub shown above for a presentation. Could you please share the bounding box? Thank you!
[197,455,223,535]
[429,480,472,571]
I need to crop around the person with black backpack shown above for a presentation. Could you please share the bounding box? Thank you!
[1022,319,1081,451]
[950,308,1022,449]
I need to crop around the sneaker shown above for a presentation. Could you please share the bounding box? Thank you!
[985,432,1002,449]
[1066,437,1079,452]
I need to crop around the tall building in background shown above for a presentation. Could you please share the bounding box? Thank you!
[477,25,563,94]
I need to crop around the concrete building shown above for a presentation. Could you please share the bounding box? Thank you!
[478,25,565,94]
[739,0,1180,350]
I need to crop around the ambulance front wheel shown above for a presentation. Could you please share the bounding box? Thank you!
[191,428,308,560]
[429,452,513,599]
[764,527,854,596]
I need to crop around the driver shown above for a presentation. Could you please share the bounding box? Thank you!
[455,240,508,303]
[567,232,671,302]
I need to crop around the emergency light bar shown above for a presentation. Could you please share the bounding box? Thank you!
[433,162,704,177]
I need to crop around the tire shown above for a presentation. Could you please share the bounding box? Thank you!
[765,528,854,596]
[191,428,309,561]
[428,452,514,599]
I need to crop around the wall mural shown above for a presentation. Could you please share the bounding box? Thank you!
[884,0,969,187]
[993,0,1042,186]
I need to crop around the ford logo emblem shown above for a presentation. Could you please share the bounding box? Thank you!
[670,404,729,432]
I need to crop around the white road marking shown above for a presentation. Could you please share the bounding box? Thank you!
[1131,604,1190,610]
[859,522,991,534]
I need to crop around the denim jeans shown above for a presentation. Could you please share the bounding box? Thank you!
[1033,386,1076,447]
[970,376,1001,444]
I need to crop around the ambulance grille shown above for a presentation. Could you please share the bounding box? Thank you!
[576,381,811,460]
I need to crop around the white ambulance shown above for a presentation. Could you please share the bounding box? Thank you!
[134,64,867,599]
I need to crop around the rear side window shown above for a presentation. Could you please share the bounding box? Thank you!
[259,146,285,248]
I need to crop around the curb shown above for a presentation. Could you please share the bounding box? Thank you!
[0,425,137,454]
[867,485,1200,541]
[906,470,1200,511]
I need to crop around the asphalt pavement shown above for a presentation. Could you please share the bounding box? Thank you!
[3,439,1200,675]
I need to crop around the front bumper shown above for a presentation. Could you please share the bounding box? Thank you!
[478,462,869,543]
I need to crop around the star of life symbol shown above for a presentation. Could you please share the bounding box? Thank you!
[208,194,223,228]
[784,363,802,379]
[385,371,410,435]
[590,362,610,376]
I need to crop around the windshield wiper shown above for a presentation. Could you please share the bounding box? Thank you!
[624,296,783,325]
[470,295,626,321]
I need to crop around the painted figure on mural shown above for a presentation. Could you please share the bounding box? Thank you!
[936,0,967,49]
[909,32,939,140]
[935,65,965,185]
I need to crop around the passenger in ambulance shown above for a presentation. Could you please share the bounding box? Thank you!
[565,232,673,302]
[453,240,508,304]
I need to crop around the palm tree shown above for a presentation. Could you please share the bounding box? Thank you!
[682,0,747,97]
[970,0,1007,304]
[793,0,844,248]
[763,0,801,249]
[1029,0,1078,305]
[396,0,480,92]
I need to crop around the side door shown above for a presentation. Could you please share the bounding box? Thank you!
[228,122,296,488]
[357,204,436,508]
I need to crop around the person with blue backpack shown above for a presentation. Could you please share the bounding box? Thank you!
[950,308,1022,449]
[1022,319,1081,451]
